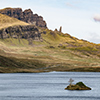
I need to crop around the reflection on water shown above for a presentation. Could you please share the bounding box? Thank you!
[0,72,100,100]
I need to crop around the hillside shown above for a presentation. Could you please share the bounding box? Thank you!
[0,26,100,73]
[0,8,100,73]
[0,13,29,29]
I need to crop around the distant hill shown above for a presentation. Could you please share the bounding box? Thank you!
[0,7,100,73]
[0,25,100,73]
[0,13,29,29]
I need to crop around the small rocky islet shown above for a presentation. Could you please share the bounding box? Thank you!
[65,79,91,90]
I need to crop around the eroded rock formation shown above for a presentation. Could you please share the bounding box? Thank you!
[59,26,62,32]
[0,25,43,44]
[0,8,47,28]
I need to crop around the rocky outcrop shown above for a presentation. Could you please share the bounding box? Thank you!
[0,8,47,28]
[0,25,43,44]
[65,82,91,90]
[59,26,62,32]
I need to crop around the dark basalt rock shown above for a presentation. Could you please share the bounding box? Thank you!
[59,26,62,32]
[0,8,47,28]
[0,25,43,44]
[65,82,91,90]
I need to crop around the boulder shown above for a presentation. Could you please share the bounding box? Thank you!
[65,82,91,90]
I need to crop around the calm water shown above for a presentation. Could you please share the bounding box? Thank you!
[0,72,100,100]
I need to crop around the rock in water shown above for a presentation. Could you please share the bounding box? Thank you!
[65,82,91,90]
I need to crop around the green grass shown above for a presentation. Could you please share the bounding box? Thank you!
[69,46,98,52]
[0,24,100,72]
[0,38,29,47]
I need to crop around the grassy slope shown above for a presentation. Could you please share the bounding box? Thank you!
[0,27,100,73]
[0,13,29,29]
[0,15,100,72]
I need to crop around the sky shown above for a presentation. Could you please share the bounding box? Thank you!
[0,0,100,43]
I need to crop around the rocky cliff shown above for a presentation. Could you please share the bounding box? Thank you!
[0,25,43,44]
[0,8,47,28]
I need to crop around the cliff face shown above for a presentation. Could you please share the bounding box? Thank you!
[0,8,47,28]
[0,25,43,44]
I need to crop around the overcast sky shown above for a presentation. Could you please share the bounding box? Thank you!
[0,0,100,43]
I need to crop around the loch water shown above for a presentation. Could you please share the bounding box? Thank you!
[0,72,100,100]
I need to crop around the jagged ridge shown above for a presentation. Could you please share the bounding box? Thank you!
[0,7,47,28]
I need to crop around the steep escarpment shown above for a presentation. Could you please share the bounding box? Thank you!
[0,25,43,44]
[0,8,47,28]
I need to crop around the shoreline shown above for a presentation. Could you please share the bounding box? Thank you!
[1,67,100,73]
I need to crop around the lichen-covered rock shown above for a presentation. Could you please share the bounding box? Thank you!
[65,82,91,90]
[0,8,47,28]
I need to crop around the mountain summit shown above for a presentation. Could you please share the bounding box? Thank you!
[0,7,47,28]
